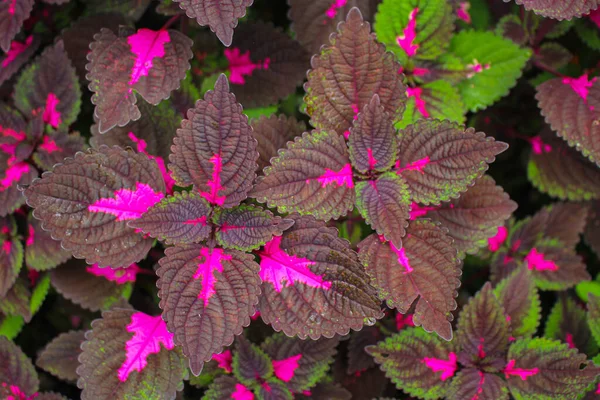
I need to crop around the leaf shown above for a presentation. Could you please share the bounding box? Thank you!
[259,379,293,400]
[355,173,411,249]
[585,201,600,257]
[348,94,398,173]
[203,376,250,400]
[85,0,152,21]
[157,245,261,375]
[358,219,461,341]
[257,215,382,339]
[213,205,294,252]
[50,259,133,312]
[535,42,572,70]
[0,278,31,323]
[395,119,508,206]
[0,336,39,398]
[304,7,406,138]
[544,296,597,356]
[0,234,23,298]
[251,114,306,172]
[346,326,383,374]
[169,74,258,209]
[449,30,531,112]
[366,327,458,399]
[536,74,600,166]
[31,131,86,172]
[226,22,309,108]
[14,40,81,130]
[24,214,70,272]
[496,14,528,46]
[0,0,34,52]
[505,0,599,20]
[505,338,599,400]
[24,146,165,268]
[295,382,352,400]
[589,294,600,349]
[0,158,38,217]
[233,335,273,385]
[251,130,355,221]
[77,309,186,400]
[494,267,541,338]
[130,192,212,245]
[86,27,193,133]
[36,330,85,382]
[0,35,38,87]
[447,369,509,400]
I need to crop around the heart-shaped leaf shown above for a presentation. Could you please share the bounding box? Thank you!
[0,0,34,52]
[504,0,599,20]
[36,330,85,382]
[0,336,39,399]
[251,114,306,172]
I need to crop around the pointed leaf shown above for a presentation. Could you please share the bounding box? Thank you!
[252,130,355,221]
[355,173,411,249]
[0,35,38,87]
[304,7,406,137]
[36,330,85,382]
[77,309,186,400]
[395,119,508,205]
[233,335,273,385]
[0,234,22,298]
[157,245,261,375]
[585,201,600,258]
[0,0,34,52]
[24,146,165,268]
[259,379,293,400]
[251,114,306,173]
[258,215,382,339]
[0,336,38,398]
[447,369,509,400]
[544,296,597,356]
[346,326,383,374]
[25,215,72,271]
[536,42,572,70]
[586,294,600,351]
[203,376,250,400]
[86,27,193,133]
[358,219,462,341]
[505,0,599,20]
[0,278,31,323]
[32,131,86,172]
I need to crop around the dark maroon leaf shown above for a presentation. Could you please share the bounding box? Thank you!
[32,131,86,171]
[24,146,165,268]
[258,215,382,339]
[203,375,247,399]
[86,27,193,133]
[447,369,509,400]
[505,0,599,20]
[304,7,406,137]
[0,278,31,322]
[346,326,382,374]
[585,201,600,257]
[0,336,39,398]
[36,330,85,382]
[233,335,272,385]
[295,382,352,400]
[536,42,572,71]
[496,15,528,45]
[25,214,71,271]
[157,245,261,375]
[36,393,69,400]
[544,296,597,356]
[252,130,355,222]
[0,0,34,52]
[359,219,461,341]
[0,151,37,217]
[85,0,152,21]
[0,35,38,86]
[258,379,293,400]
[0,227,22,298]
[251,114,306,172]
[169,74,258,209]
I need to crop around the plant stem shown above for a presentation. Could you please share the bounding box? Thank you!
[534,61,566,78]
[161,14,181,30]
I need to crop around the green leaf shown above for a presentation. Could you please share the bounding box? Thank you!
[244,105,278,120]
[575,19,600,51]
[30,274,50,315]
[588,294,600,350]
[576,279,600,302]
[0,315,25,340]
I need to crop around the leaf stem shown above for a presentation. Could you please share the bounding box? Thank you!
[533,61,566,78]
[161,14,181,31]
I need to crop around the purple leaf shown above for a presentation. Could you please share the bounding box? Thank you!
[0,336,39,399]
[395,120,508,205]
[258,379,293,400]
[130,192,212,245]
[157,245,261,375]
[169,74,258,209]
[251,114,306,173]
[86,27,193,133]
[0,278,31,322]
[358,219,461,341]
[204,376,251,400]
[0,35,38,86]
[258,215,382,339]
[32,131,86,172]
[172,0,253,46]
[295,382,352,400]
[251,130,355,222]
[0,0,34,52]
[585,201,600,257]
[86,0,152,21]
[304,7,406,138]
[346,326,382,374]
[24,146,165,268]
[25,214,71,271]
[447,369,509,400]
[355,173,411,249]
[36,330,85,382]
[0,227,22,298]
[233,335,273,385]
[544,296,597,356]
[505,0,599,20]
[77,309,186,400]
[214,205,294,252]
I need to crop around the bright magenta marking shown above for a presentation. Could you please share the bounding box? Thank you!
[457,2,472,24]
[405,87,429,117]
[2,36,33,68]
[487,226,508,252]
[258,235,331,292]
[325,0,347,19]
[590,9,600,29]
[272,354,302,382]
[212,350,233,373]
[38,136,61,154]
[128,132,175,193]
[524,248,558,271]
[471,371,485,400]
[0,162,29,192]
[397,8,419,57]
[219,223,246,233]
[530,136,552,154]
[466,59,491,79]
[26,224,34,247]
[183,216,207,226]
[232,383,254,400]
[2,240,11,255]
[596,382,600,394]
[7,0,16,15]
[86,263,141,284]
[422,352,457,381]
[396,156,430,174]
[367,148,377,170]
[1,226,9,234]
[224,48,271,85]
[413,67,430,76]
[42,93,61,128]
[502,359,539,380]
[343,104,360,139]
[506,315,511,322]
[117,312,175,382]
[395,313,414,330]
[565,333,576,349]
[193,247,232,307]
[477,338,486,358]
[200,153,226,206]
[390,242,413,274]
[310,163,354,188]
[3,383,36,400]
[127,29,171,87]
[88,182,164,221]
[409,202,438,220]
[562,74,597,110]
[250,309,260,320]
[261,382,272,393]
[0,126,26,141]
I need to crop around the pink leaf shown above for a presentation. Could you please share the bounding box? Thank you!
[422,352,457,381]
[397,8,419,57]
[37,136,61,154]
[409,203,439,220]
[272,354,302,382]
[88,182,165,221]
[406,87,429,117]
[86,263,141,284]
[325,0,348,19]
[127,29,171,87]
[0,162,30,192]
[193,247,233,307]
[225,48,270,85]
[502,359,538,381]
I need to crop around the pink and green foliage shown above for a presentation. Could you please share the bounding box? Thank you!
[505,0,599,20]
[0,0,34,52]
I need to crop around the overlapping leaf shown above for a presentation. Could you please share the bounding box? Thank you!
[304,7,406,137]
[85,0,152,21]
[36,330,85,381]
[347,326,382,374]
[24,146,165,267]
[77,309,186,400]
[447,369,509,400]
[31,131,86,172]
[535,42,572,70]
[585,201,600,257]
[589,294,600,349]
[504,0,599,20]
[0,35,38,86]
[544,296,597,356]
[169,74,258,209]
[0,336,39,398]
[0,0,34,52]
[24,215,71,271]
[359,219,461,341]
[86,27,193,133]
[258,215,382,339]
[395,119,508,205]
[203,375,248,399]
[251,114,306,172]
[0,278,31,323]
[233,335,272,386]
[0,218,22,297]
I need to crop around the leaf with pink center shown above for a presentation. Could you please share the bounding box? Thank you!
[172,0,253,46]
[366,327,458,398]
[130,192,212,245]
[252,130,355,222]
[0,221,22,298]
[355,173,411,249]
[358,219,461,341]
[0,35,38,86]
[544,296,597,356]
[505,0,599,20]
[251,114,306,173]
[0,0,34,52]
[25,146,165,267]
[36,330,85,382]
[157,245,261,375]
[86,27,193,133]
[304,8,406,138]
[203,376,253,400]
[396,119,508,206]
[447,369,509,400]
[225,22,309,108]
[24,214,71,272]
[258,215,382,339]
[77,309,186,400]
[232,335,273,386]
[169,74,258,209]
[505,338,599,399]
[0,336,39,399]
[32,131,86,172]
